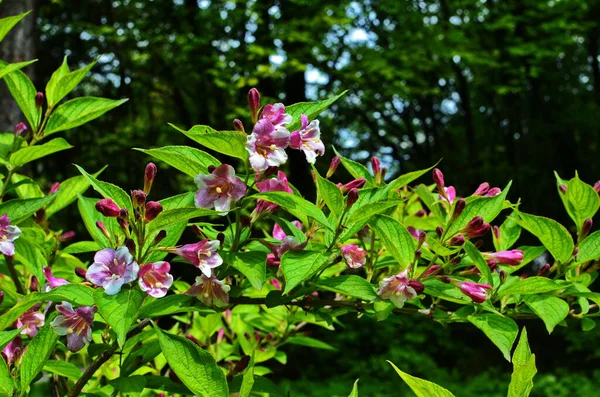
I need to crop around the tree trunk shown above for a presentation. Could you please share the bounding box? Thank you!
[0,0,36,132]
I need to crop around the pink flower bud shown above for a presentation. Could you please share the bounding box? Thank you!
[346,188,359,209]
[132,190,146,207]
[581,218,593,240]
[453,199,466,219]
[486,250,524,266]
[233,118,245,132]
[75,267,87,279]
[326,156,340,179]
[341,178,366,193]
[436,226,443,239]
[448,234,465,246]
[153,230,167,245]
[432,168,445,189]
[493,225,500,239]
[422,265,441,277]
[30,276,39,292]
[95,198,121,217]
[485,187,502,197]
[594,181,600,193]
[408,280,424,295]
[14,122,27,137]
[559,184,567,194]
[414,209,426,217]
[145,201,163,221]
[537,263,551,276]
[59,231,76,241]
[269,278,282,290]
[35,92,45,108]
[95,221,111,240]
[125,239,136,254]
[49,182,60,194]
[248,88,261,122]
[458,281,492,304]
[371,157,381,175]
[144,163,158,194]
[473,182,490,196]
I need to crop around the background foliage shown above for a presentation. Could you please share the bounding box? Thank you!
[2,0,600,395]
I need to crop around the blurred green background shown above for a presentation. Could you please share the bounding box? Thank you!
[2,0,600,395]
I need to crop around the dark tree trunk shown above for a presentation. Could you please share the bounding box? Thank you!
[0,0,36,132]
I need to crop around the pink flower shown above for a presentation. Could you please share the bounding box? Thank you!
[439,186,456,204]
[484,250,524,266]
[86,247,139,295]
[377,270,421,308]
[186,275,230,307]
[473,182,490,196]
[194,164,247,213]
[255,171,293,214]
[485,187,502,197]
[15,304,45,337]
[1,336,22,366]
[260,103,292,128]
[95,198,121,217]
[289,114,324,164]
[461,216,491,238]
[246,119,290,172]
[458,281,492,304]
[341,244,368,269]
[50,302,96,352]
[272,220,303,241]
[0,214,21,256]
[138,261,174,298]
[42,266,69,291]
[173,239,223,277]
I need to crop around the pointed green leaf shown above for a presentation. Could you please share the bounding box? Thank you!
[316,275,377,301]
[496,277,566,298]
[43,360,83,381]
[171,123,248,160]
[0,195,53,224]
[146,207,217,233]
[46,169,105,217]
[0,356,13,396]
[11,174,44,199]
[516,212,574,263]
[0,60,37,81]
[388,361,455,397]
[45,97,128,135]
[46,59,98,107]
[524,295,569,333]
[134,146,221,177]
[45,56,69,105]
[156,327,229,397]
[20,325,59,389]
[332,147,374,184]
[239,353,255,397]
[313,167,344,219]
[348,379,359,397]
[386,164,436,191]
[281,250,338,294]
[13,236,46,282]
[230,251,267,291]
[566,174,599,229]
[94,288,145,347]
[77,196,123,246]
[1,65,41,129]
[43,284,95,306]
[369,215,415,268]
[464,240,493,285]
[468,313,518,361]
[577,230,600,263]
[75,165,132,212]
[495,210,522,251]
[508,328,537,397]
[285,91,347,131]
[0,11,31,42]
[10,137,72,167]
[252,191,331,230]
[0,328,23,351]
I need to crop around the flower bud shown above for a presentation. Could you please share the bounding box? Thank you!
[117,217,129,232]
[132,190,146,207]
[191,225,203,238]
[59,231,76,241]
[153,230,167,245]
[125,238,136,255]
[185,334,200,345]
[49,182,60,194]
[145,201,163,221]
[119,208,129,219]
[408,280,424,295]
[248,88,261,123]
[208,165,217,173]
[473,182,490,196]
[485,187,502,197]
[95,221,111,240]
[95,198,120,217]
[458,281,492,304]
[492,225,500,240]
[269,278,282,290]
[580,218,593,240]
[414,209,426,217]
[35,92,44,108]
[346,188,359,209]
[34,209,45,224]
[415,249,422,260]
[14,122,27,137]
[417,231,427,248]
[499,270,507,281]
[326,156,340,179]
[75,267,87,279]
[341,178,366,193]
[0,291,3,305]
[452,199,466,220]
[241,216,251,227]
[594,181,600,193]
[30,276,38,292]
[217,232,225,247]
[432,168,445,189]
[448,234,465,246]
[537,263,551,276]
[422,265,441,277]
[371,157,381,175]
[436,226,443,239]
[233,118,245,132]
[144,162,158,194]
[559,184,567,194]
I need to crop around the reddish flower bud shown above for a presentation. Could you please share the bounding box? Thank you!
[95,221,111,240]
[452,199,466,219]
[415,249,422,260]
[436,226,443,239]
[0,291,3,305]
[30,276,39,292]
[49,182,60,194]
[448,234,465,246]
[499,270,507,281]
[125,239,136,255]
[485,187,502,197]
[132,190,146,207]
[153,230,167,245]
[14,122,27,137]
[559,184,567,194]
[185,334,200,345]
[465,216,484,230]
[233,118,245,132]
[414,209,426,217]
[458,281,492,304]
[537,263,551,276]
[371,157,381,175]
[326,156,340,179]
[35,92,45,108]
[241,215,252,227]
[191,225,203,238]
[581,218,593,240]
[145,201,163,221]
[144,163,158,194]
[248,88,261,122]
[217,232,225,247]
[119,208,129,219]
[59,231,76,241]
[208,165,217,173]
[417,231,427,248]
[341,178,366,193]
[117,217,129,232]
[408,280,424,295]
[432,168,445,189]
[346,188,359,209]
[473,182,490,196]
[485,250,524,266]
[422,265,441,277]
[493,225,500,239]
[594,181,600,193]
[75,267,87,279]
[95,198,120,217]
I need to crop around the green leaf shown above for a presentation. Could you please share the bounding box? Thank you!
[316,275,377,301]
[577,230,600,263]
[0,328,23,351]
[134,146,221,177]
[339,199,402,243]
[369,215,415,268]
[172,123,248,160]
[468,314,518,361]
[1,65,41,130]
[0,11,31,42]
[45,97,128,135]
[94,288,145,347]
[464,240,493,285]
[44,284,95,306]
[0,60,37,81]
[415,184,445,219]
[285,91,347,131]
[147,207,217,233]
[13,237,46,282]
[386,164,436,191]
[388,361,455,397]
[423,279,470,304]
[46,168,105,217]
[43,360,83,381]
[507,328,537,397]
[20,325,58,390]
[77,196,122,246]
[332,147,374,185]
[10,137,72,167]
[253,191,332,230]
[495,210,522,251]
[75,164,133,212]
[239,353,255,397]
[566,174,599,229]
[348,379,359,397]
[281,250,338,294]
[61,240,101,254]
[138,295,208,318]
[230,251,267,291]
[446,181,512,237]
[496,277,566,298]
[524,295,569,333]
[46,59,98,108]
[313,167,344,219]
[11,174,44,199]
[515,212,574,263]
[0,356,13,396]
[155,327,229,397]
[284,336,336,351]
[0,195,52,224]
[112,375,147,396]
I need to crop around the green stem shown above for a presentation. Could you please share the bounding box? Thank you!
[5,254,24,294]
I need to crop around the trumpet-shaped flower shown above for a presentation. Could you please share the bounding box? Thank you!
[15,304,45,337]
[0,214,21,256]
[246,119,290,172]
[458,281,492,304]
[50,302,96,352]
[186,275,230,307]
[173,239,223,277]
[138,261,174,298]
[289,114,324,164]
[341,244,368,269]
[377,270,422,308]
[86,247,139,295]
[194,164,247,213]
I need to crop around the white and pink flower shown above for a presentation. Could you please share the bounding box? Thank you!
[173,239,223,277]
[50,302,96,352]
[194,164,247,213]
[86,247,139,295]
[289,114,324,164]
[138,261,174,298]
